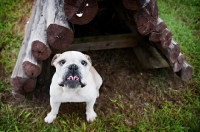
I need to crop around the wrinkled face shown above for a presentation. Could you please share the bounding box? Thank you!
[52,51,92,88]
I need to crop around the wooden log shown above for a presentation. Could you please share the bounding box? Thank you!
[149,18,166,42]
[64,0,98,25]
[31,1,51,61]
[22,0,44,78]
[46,0,74,49]
[123,0,150,10]
[53,33,139,53]
[10,0,41,100]
[134,0,158,35]
[11,78,37,100]
[160,28,172,49]
[173,53,184,72]
[31,40,51,60]
[22,60,42,78]
[155,40,180,64]
[149,18,172,49]
[176,61,193,81]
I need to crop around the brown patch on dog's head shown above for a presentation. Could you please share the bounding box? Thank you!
[51,54,61,66]
[85,54,92,65]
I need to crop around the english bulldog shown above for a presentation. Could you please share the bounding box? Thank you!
[44,51,102,123]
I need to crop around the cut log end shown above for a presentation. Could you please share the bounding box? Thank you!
[64,0,98,25]
[177,62,193,82]
[138,21,155,35]
[173,53,184,72]
[69,6,98,25]
[31,40,52,60]
[10,77,36,93]
[160,29,172,49]
[47,24,74,49]
[123,0,141,10]
[10,77,36,100]
[135,0,158,35]
[154,18,166,30]
[22,61,41,78]
[149,21,168,45]
[170,43,180,63]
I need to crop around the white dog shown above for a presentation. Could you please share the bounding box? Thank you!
[44,51,102,123]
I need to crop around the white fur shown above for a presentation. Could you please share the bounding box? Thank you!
[44,51,102,124]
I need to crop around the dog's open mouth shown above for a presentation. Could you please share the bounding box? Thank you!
[59,75,86,88]
[67,76,79,81]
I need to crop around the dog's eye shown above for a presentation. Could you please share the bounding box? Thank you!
[59,60,66,66]
[81,60,87,66]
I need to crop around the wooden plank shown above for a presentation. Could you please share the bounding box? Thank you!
[53,33,139,53]
[133,45,169,69]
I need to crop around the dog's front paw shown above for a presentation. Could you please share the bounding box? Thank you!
[86,111,97,122]
[44,113,57,124]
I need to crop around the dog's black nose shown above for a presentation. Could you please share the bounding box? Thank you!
[68,64,78,71]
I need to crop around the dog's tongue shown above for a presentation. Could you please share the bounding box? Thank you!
[67,76,79,81]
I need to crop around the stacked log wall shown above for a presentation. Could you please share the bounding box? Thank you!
[10,0,41,100]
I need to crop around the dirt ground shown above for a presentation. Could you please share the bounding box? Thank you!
[13,48,185,125]
[1,45,186,125]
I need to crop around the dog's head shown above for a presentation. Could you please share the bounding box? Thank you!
[51,51,92,88]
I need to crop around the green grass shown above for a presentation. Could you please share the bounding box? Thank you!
[157,0,200,86]
[0,0,32,73]
[136,92,200,131]
[0,0,200,131]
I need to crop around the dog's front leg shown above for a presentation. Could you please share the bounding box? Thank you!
[44,98,61,124]
[86,99,97,122]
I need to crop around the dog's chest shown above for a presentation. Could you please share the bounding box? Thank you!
[62,92,86,102]
[52,88,95,103]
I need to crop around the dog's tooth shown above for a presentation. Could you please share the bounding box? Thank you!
[67,76,73,80]
[74,76,79,80]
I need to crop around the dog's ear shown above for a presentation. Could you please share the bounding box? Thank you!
[51,54,61,66]
[85,54,92,65]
